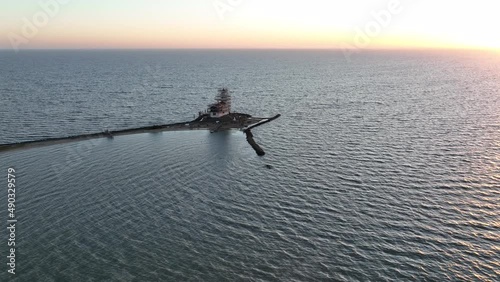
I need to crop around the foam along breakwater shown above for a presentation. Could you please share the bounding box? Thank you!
[243,114,281,131]
[0,113,279,152]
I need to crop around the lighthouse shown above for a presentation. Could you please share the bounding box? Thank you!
[208,88,231,118]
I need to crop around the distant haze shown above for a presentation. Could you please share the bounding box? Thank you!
[1,0,499,50]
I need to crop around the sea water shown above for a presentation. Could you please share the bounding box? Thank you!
[0,50,498,281]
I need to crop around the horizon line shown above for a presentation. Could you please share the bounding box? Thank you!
[0,47,498,52]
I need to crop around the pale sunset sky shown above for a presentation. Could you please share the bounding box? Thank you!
[1,0,499,50]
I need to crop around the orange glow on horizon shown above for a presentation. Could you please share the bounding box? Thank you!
[1,0,500,51]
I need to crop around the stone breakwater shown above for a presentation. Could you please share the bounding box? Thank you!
[243,114,281,156]
[0,113,280,152]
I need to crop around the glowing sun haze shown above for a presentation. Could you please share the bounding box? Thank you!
[1,0,499,50]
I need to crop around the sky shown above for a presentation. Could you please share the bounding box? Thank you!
[1,0,499,50]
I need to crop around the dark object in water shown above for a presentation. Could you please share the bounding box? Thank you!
[265,164,273,169]
[104,130,113,139]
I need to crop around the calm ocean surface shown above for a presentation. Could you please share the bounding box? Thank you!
[0,50,499,281]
